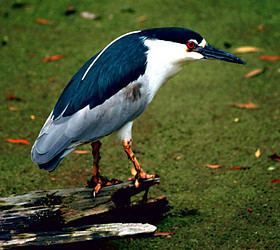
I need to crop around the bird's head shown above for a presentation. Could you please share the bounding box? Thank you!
[186,39,245,65]
[141,27,245,65]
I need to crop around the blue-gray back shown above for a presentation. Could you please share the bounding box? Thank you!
[52,34,148,119]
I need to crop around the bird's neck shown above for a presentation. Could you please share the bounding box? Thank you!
[142,39,186,102]
[145,64,182,102]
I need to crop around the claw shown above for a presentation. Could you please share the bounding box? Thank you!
[139,172,156,179]
[134,178,140,188]
[132,172,158,188]
[122,139,157,189]
[94,182,102,194]
[87,175,122,196]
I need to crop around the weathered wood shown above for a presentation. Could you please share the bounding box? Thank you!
[0,178,167,248]
[0,223,157,249]
[0,178,160,230]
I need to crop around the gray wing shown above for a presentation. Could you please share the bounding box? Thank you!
[31,81,148,172]
[31,113,74,171]
[31,32,148,171]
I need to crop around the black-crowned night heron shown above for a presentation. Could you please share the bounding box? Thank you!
[32,27,245,194]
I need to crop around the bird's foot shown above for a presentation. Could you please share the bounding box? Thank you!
[129,171,159,188]
[87,176,122,196]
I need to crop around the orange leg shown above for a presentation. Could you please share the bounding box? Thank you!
[122,139,155,188]
[91,141,103,194]
[88,141,121,196]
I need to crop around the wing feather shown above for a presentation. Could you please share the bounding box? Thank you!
[32,32,148,171]
[52,33,148,119]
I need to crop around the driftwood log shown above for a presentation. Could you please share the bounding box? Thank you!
[0,178,168,249]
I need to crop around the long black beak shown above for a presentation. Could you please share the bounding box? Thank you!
[197,44,245,64]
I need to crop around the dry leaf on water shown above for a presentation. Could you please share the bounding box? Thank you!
[271,178,280,184]
[257,24,265,32]
[206,164,222,169]
[65,5,76,16]
[259,55,280,61]
[36,18,51,25]
[48,77,56,83]
[268,153,280,162]
[255,149,261,158]
[154,231,175,237]
[244,68,264,78]
[74,150,90,155]
[267,166,276,171]
[80,11,100,20]
[234,117,240,123]
[137,15,148,24]
[43,55,64,62]
[233,46,261,53]
[173,153,184,161]
[232,102,258,109]
[5,138,30,145]
[229,166,250,171]
[8,105,19,111]
[6,95,22,101]
[247,207,253,213]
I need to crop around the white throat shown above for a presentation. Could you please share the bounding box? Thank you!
[143,39,188,102]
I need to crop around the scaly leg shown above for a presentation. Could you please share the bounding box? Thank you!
[90,141,103,195]
[87,141,121,196]
[122,139,156,188]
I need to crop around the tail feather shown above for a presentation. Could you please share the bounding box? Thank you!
[31,114,74,172]
[37,151,64,172]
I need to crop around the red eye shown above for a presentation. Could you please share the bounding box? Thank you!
[186,41,196,50]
